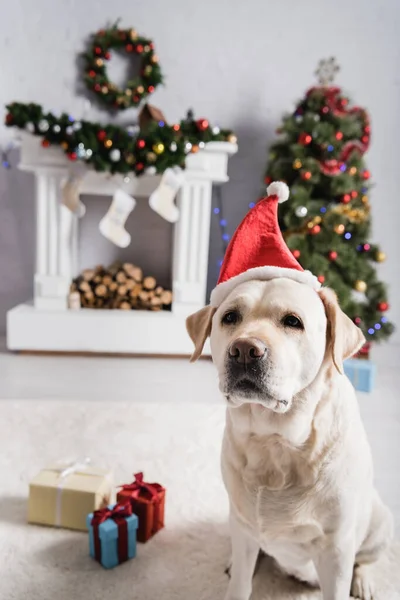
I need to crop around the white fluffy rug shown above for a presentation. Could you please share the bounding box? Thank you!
[1,400,399,599]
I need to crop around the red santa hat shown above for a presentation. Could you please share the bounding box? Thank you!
[210,182,321,307]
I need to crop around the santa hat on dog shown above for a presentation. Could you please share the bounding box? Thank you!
[210,182,321,307]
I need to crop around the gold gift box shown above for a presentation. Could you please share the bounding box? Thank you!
[28,461,115,532]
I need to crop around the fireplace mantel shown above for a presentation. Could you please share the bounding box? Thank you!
[7,133,237,355]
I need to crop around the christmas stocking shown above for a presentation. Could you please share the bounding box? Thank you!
[149,167,184,223]
[62,175,86,217]
[99,189,136,248]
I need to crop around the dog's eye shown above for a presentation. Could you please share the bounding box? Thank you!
[222,310,240,325]
[282,315,304,330]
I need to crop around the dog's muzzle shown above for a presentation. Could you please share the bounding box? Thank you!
[225,337,267,397]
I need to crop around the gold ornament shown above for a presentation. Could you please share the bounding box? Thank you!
[144,45,150,52]
[349,166,357,175]
[334,224,345,234]
[228,134,237,144]
[101,86,109,94]
[354,280,367,293]
[361,195,369,204]
[376,251,386,263]
[153,143,165,155]
[125,89,132,96]
[293,159,302,169]
[104,139,113,148]
[314,216,322,224]
[147,152,157,162]
[61,141,68,150]
[191,145,199,153]
[95,58,104,67]
[137,85,144,94]
[125,153,135,164]
[144,65,152,75]
[307,221,314,229]
[130,29,138,41]
[151,54,159,63]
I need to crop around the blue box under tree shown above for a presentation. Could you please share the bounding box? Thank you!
[87,504,138,569]
[344,359,376,393]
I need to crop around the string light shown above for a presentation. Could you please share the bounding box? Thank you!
[214,186,230,269]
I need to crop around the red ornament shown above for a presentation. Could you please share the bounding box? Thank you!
[136,44,144,53]
[351,190,358,199]
[310,225,321,235]
[361,136,369,144]
[354,317,362,325]
[133,96,140,103]
[88,70,96,78]
[147,85,155,93]
[377,302,389,312]
[264,176,272,185]
[363,243,371,251]
[97,130,107,141]
[328,251,338,261]
[298,133,312,145]
[317,275,325,284]
[94,83,101,92]
[339,98,348,107]
[137,139,146,149]
[342,194,351,204]
[126,44,134,52]
[41,139,50,148]
[94,46,103,55]
[335,131,343,141]
[364,125,371,134]
[292,249,301,259]
[5,113,13,124]
[362,170,371,180]
[68,152,77,161]
[136,162,144,171]
[301,171,312,181]
[197,118,209,131]
[149,42,155,50]
[173,124,180,131]
[321,106,329,114]
[105,52,111,60]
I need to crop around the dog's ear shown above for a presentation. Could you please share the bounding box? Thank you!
[319,287,365,374]
[186,306,216,362]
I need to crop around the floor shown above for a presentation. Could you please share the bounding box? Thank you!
[0,344,399,599]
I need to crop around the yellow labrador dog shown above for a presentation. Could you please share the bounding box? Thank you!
[187,277,392,600]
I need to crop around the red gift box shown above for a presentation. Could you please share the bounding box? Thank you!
[117,472,165,543]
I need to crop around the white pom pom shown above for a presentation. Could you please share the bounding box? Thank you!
[267,181,290,203]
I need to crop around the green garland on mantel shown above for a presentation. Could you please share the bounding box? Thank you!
[5,102,237,176]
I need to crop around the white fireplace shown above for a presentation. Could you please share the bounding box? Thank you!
[6,133,237,355]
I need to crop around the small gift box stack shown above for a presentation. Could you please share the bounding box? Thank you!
[344,358,376,392]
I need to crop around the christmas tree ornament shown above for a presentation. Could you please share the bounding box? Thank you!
[292,249,301,258]
[209,182,320,310]
[328,251,338,261]
[97,130,107,141]
[377,301,389,312]
[362,170,371,180]
[349,166,357,175]
[228,134,237,144]
[375,251,386,262]
[53,124,61,133]
[298,133,312,145]
[153,142,164,155]
[301,171,312,181]
[26,122,35,133]
[147,152,156,162]
[66,126,73,135]
[354,280,367,293]
[310,224,321,235]
[354,317,362,325]
[148,167,184,223]
[73,121,82,131]
[104,139,112,148]
[99,189,136,248]
[109,149,121,162]
[293,159,302,169]
[38,119,49,132]
[196,118,209,131]
[62,175,86,217]
[335,131,343,140]
[342,194,351,204]
[185,142,192,153]
[351,190,358,199]
[317,275,325,284]
[315,57,340,86]
[41,140,50,148]
[295,205,308,217]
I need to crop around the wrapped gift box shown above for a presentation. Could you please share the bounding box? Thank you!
[28,460,115,531]
[87,503,138,569]
[344,359,376,392]
[117,472,165,543]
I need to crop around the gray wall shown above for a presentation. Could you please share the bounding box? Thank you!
[1,0,399,340]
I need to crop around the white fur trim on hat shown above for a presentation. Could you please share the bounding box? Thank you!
[267,181,289,203]
[210,266,321,307]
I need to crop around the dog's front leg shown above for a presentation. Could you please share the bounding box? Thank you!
[313,537,355,600]
[224,512,259,600]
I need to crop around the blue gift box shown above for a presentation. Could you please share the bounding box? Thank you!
[87,504,138,569]
[344,359,376,393]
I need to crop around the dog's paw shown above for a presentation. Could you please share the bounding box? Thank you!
[351,564,375,600]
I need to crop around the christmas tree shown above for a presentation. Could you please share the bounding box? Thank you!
[264,58,394,345]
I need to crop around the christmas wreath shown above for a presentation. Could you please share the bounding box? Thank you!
[84,25,163,110]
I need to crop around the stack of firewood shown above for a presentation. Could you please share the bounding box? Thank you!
[70,262,173,311]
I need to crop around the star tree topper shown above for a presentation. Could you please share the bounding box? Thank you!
[315,57,340,86]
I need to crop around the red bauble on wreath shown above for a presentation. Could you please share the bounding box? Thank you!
[377,302,389,312]
[84,25,164,110]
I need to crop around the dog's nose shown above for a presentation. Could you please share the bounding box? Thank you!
[229,338,266,365]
